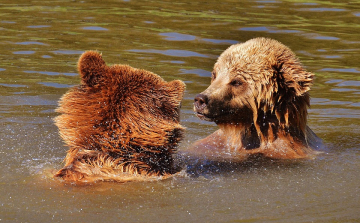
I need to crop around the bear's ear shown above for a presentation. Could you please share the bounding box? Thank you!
[166,80,186,102]
[78,51,106,86]
[274,61,314,97]
[283,69,314,96]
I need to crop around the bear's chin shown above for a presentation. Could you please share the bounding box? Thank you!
[196,112,238,124]
[195,112,212,121]
[196,108,252,124]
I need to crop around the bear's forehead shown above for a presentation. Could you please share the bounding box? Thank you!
[214,48,272,76]
[221,43,277,65]
[214,38,291,78]
[110,65,166,85]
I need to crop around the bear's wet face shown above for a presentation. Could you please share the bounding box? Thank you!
[194,37,314,132]
[191,37,322,160]
[194,65,256,124]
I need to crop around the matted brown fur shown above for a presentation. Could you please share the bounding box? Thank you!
[54,51,185,182]
[193,37,322,160]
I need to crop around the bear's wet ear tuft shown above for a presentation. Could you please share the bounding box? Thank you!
[282,68,314,96]
[167,80,186,102]
[78,51,106,86]
[273,60,314,97]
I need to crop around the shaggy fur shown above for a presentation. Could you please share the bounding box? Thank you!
[193,37,321,160]
[54,51,185,182]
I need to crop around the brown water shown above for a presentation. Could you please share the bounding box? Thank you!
[1,0,359,222]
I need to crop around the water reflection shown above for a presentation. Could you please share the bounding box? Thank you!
[82,26,108,31]
[304,7,347,12]
[239,26,301,33]
[180,69,211,77]
[23,70,78,76]
[13,51,36,54]
[52,50,84,55]
[129,49,212,58]
[27,25,51,28]
[16,41,48,45]
[239,26,340,41]
[160,32,238,44]
[321,68,360,74]
[0,0,359,222]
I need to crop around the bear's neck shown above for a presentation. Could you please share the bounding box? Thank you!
[218,123,260,150]
[218,121,311,159]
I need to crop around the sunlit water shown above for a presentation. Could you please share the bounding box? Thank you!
[0,0,359,222]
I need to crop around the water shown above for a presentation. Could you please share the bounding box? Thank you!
[1,0,359,222]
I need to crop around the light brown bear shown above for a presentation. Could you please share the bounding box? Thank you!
[193,37,321,161]
[54,51,185,182]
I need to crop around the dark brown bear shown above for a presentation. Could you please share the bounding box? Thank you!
[54,51,185,182]
[193,37,322,161]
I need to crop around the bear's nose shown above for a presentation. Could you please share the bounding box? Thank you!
[194,93,209,106]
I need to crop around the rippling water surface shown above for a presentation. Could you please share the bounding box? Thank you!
[0,0,359,222]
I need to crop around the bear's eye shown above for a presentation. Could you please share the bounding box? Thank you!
[230,79,242,87]
[211,71,216,80]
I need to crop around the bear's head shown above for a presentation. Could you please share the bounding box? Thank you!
[55,51,185,174]
[194,38,313,140]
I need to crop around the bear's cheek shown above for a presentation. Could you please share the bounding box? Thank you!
[231,82,253,100]
[224,85,255,111]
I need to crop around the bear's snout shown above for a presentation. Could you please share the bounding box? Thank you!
[194,93,208,107]
[194,93,209,117]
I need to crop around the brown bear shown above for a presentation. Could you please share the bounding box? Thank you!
[192,37,322,161]
[54,51,185,183]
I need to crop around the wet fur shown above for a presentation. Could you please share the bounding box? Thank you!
[54,51,185,182]
[193,37,322,160]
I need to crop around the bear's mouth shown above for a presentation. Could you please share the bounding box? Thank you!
[195,111,229,122]
[195,112,215,121]
[195,109,251,124]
